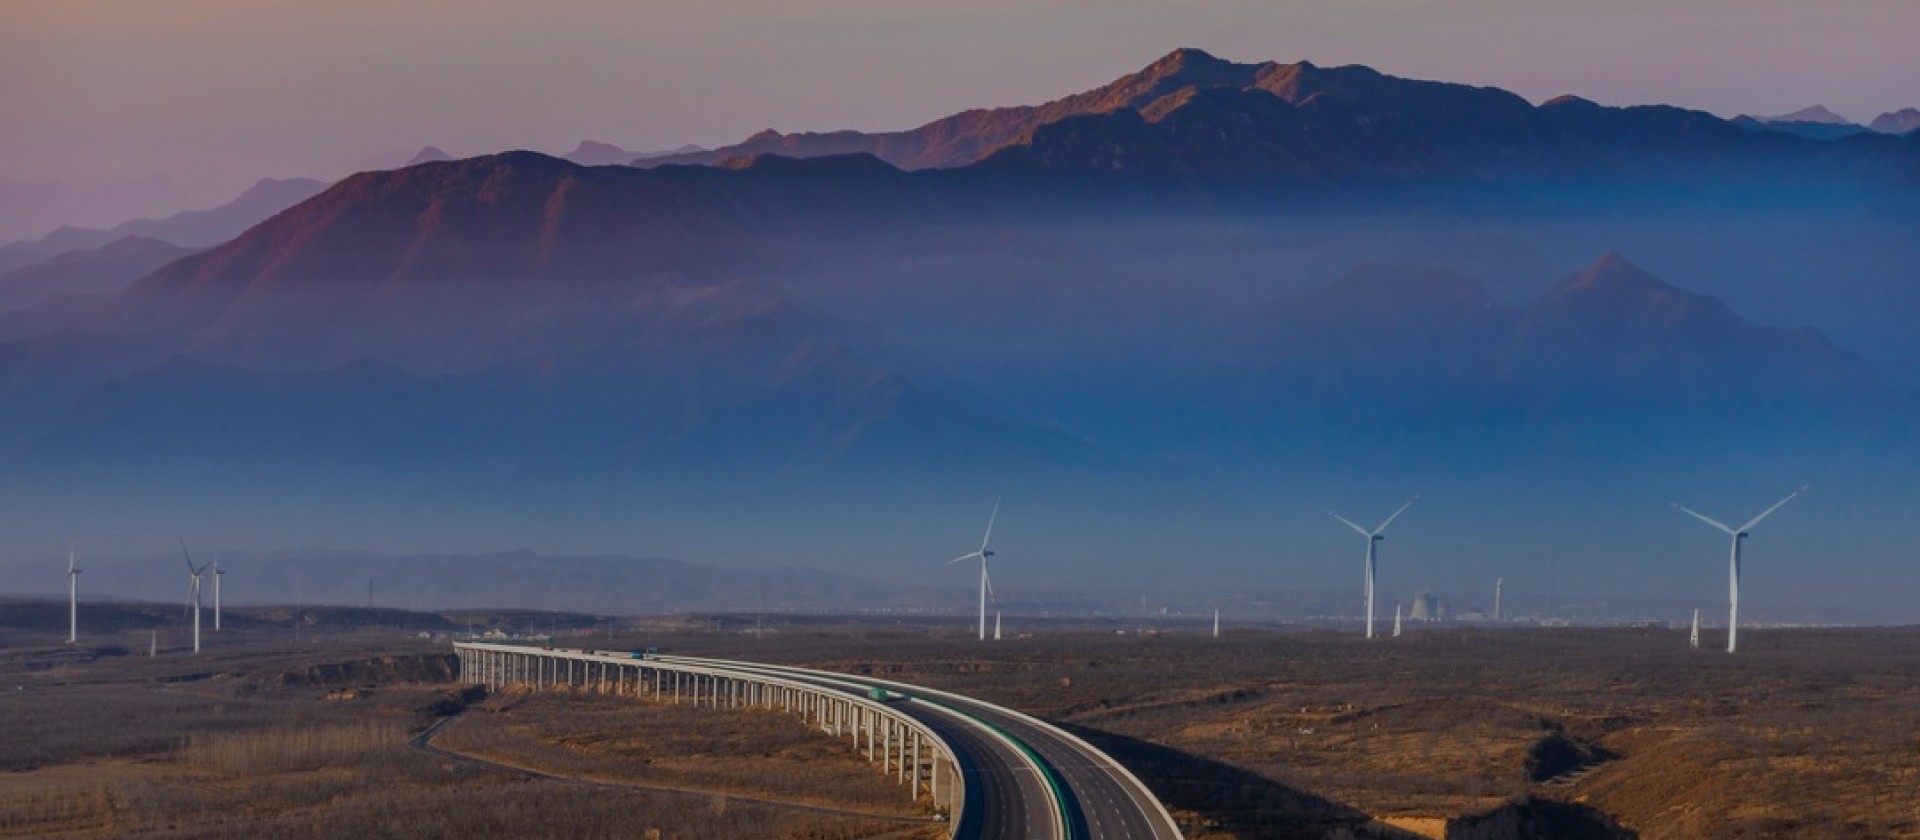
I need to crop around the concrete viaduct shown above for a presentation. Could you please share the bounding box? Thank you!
[453,641,1184,840]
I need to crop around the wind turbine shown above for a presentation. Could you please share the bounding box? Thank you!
[948,498,1000,641]
[1494,577,1503,622]
[1689,609,1700,649]
[1392,604,1402,638]
[1673,485,1807,654]
[1212,608,1220,639]
[65,547,82,644]
[1330,497,1417,639]
[180,539,209,654]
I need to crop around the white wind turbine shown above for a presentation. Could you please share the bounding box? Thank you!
[65,547,82,644]
[1331,497,1417,639]
[180,540,209,654]
[948,498,1000,641]
[1673,485,1807,654]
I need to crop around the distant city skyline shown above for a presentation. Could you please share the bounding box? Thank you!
[4,0,1916,200]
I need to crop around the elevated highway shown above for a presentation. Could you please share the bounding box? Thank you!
[454,642,1182,840]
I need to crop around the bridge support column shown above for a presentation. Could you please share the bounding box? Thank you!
[931,752,941,809]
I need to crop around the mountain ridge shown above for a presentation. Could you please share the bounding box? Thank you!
[0,177,328,276]
[1870,108,1920,135]
[639,48,1918,193]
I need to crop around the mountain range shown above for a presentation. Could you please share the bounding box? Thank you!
[0,177,328,278]
[1733,104,1920,141]
[648,50,1919,194]
[0,236,199,312]
[1871,108,1920,135]
[563,140,706,166]
[0,174,203,244]
[0,49,1915,613]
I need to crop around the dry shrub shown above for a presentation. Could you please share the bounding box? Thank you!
[176,719,408,774]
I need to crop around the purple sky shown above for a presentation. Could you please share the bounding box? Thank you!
[3,0,1917,204]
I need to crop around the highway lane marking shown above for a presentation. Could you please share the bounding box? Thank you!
[612,651,1182,839]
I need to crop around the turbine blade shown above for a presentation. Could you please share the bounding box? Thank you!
[1672,503,1736,535]
[1374,496,1418,535]
[948,552,981,565]
[67,546,75,574]
[1740,485,1809,533]
[178,538,204,574]
[1330,512,1370,537]
[983,562,995,604]
[979,496,1000,552]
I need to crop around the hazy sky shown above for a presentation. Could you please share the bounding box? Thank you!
[4,0,1917,198]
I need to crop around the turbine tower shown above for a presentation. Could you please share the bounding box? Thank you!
[1212,608,1220,639]
[180,540,209,654]
[1494,577,1503,622]
[1393,604,1403,638]
[213,556,225,632]
[1689,609,1700,649]
[948,498,1000,641]
[1331,497,1417,639]
[65,547,82,644]
[1673,485,1806,654]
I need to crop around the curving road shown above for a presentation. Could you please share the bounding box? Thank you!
[652,654,1183,840]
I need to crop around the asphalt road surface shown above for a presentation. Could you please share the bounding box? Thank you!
[657,655,1183,840]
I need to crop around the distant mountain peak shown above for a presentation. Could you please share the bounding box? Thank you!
[1144,47,1234,76]
[569,140,625,156]
[406,146,454,166]
[1101,48,1266,111]
[1869,108,1920,135]
[564,140,651,166]
[1541,94,1598,108]
[1761,105,1854,126]
[1521,253,1746,346]
[1553,252,1679,297]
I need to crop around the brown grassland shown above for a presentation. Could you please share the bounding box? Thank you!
[2,606,1916,839]
[0,613,942,840]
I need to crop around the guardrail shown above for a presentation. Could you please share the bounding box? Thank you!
[651,653,1076,840]
[654,654,1184,840]
[453,642,964,833]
